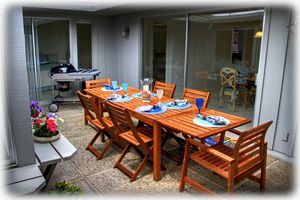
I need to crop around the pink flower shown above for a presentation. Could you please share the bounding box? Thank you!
[47,119,57,133]
[32,119,43,125]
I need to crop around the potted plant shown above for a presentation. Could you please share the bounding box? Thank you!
[30,101,64,143]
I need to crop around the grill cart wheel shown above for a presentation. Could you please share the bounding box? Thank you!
[49,103,59,112]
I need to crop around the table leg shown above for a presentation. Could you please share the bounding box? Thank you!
[98,100,104,118]
[153,122,161,181]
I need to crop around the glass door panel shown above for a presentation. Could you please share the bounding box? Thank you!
[186,11,263,118]
[37,19,70,102]
[77,23,92,69]
[24,18,70,103]
[143,16,186,98]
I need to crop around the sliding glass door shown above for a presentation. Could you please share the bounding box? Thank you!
[143,16,186,97]
[24,18,70,103]
[143,10,264,118]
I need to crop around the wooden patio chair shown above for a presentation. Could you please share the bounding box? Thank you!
[219,67,248,112]
[77,90,116,160]
[85,78,112,89]
[162,88,211,165]
[179,120,273,193]
[105,101,154,182]
[85,78,112,120]
[153,81,176,98]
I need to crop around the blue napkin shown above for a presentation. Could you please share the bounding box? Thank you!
[107,94,127,100]
[196,114,227,125]
[144,105,162,112]
[105,84,120,90]
[205,137,218,146]
[167,99,188,107]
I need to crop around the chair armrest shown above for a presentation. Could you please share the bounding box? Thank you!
[187,138,234,163]
[227,129,243,136]
[206,148,235,163]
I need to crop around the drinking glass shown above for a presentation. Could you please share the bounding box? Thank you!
[122,83,128,96]
[196,98,204,114]
[157,89,164,105]
[112,80,118,93]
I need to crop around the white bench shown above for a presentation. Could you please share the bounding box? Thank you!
[5,165,46,195]
[34,134,77,188]
[5,134,77,196]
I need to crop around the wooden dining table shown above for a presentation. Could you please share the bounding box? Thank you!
[85,86,197,181]
[158,108,251,145]
[85,86,251,181]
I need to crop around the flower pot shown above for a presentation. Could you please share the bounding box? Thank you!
[33,132,61,143]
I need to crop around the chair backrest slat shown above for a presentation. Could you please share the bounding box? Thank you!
[153,81,176,98]
[233,121,272,174]
[220,67,238,90]
[105,101,150,150]
[85,78,112,89]
[77,90,109,128]
[182,88,210,108]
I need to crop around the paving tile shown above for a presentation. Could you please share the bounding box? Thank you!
[265,160,294,193]
[40,104,293,195]
[69,178,99,194]
[70,139,140,176]
[47,160,82,187]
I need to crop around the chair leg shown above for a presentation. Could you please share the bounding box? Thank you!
[114,144,131,168]
[97,138,114,160]
[101,131,106,142]
[260,145,267,191]
[130,154,150,182]
[86,129,114,160]
[232,99,236,112]
[227,168,234,192]
[218,96,223,108]
[179,142,191,192]
[86,130,102,152]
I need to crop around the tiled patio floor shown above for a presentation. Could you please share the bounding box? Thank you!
[43,104,294,196]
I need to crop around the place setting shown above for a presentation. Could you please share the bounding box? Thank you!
[192,98,230,128]
[165,99,191,110]
[135,103,167,115]
[106,82,133,102]
[101,80,123,92]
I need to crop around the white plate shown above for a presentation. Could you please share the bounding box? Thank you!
[135,105,167,115]
[101,87,123,92]
[108,96,133,102]
[193,116,230,128]
[165,102,191,110]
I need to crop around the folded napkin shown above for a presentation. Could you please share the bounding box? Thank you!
[196,114,227,125]
[105,84,120,90]
[107,94,127,100]
[167,99,188,107]
[139,105,162,112]
[107,94,119,100]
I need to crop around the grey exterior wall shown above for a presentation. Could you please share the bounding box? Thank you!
[92,15,142,88]
[254,8,295,156]
[5,6,36,166]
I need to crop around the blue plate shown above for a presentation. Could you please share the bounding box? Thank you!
[135,105,167,115]
[132,92,157,98]
[108,96,133,102]
[165,102,191,110]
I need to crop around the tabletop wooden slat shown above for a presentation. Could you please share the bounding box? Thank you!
[158,108,251,139]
